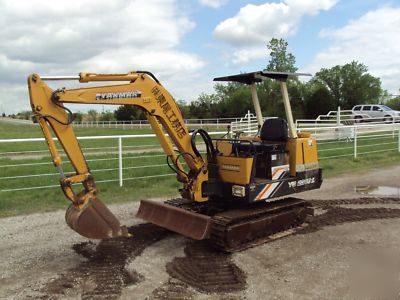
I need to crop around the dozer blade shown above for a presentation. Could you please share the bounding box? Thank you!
[136,199,212,240]
[65,197,129,239]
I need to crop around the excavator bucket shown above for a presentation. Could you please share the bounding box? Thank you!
[65,197,129,239]
[136,199,212,240]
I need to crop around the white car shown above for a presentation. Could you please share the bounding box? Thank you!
[352,104,400,122]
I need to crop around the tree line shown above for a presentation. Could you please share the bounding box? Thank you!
[180,38,398,120]
[9,38,399,122]
[111,38,398,121]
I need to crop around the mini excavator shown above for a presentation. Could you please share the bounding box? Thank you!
[28,70,322,252]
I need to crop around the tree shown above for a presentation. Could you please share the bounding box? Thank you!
[313,61,383,109]
[262,38,303,118]
[266,38,297,72]
[114,105,144,121]
[385,96,400,110]
[16,111,32,120]
[99,111,115,121]
[303,82,336,118]
[177,100,191,118]
[189,93,221,119]
[73,112,83,123]
[215,83,252,118]
[87,109,98,122]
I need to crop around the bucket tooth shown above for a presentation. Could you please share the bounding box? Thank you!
[136,199,212,240]
[65,197,129,239]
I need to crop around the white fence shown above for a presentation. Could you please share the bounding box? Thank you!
[0,131,224,193]
[0,124,399,193]
[74,117,239,129]
[296,107,400,129]
[299,123,400,160]
[230,111,260,136]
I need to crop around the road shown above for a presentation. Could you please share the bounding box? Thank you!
[0,117,35,125]
[1,165,400,299]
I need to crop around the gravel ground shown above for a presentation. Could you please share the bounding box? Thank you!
[1,165,400,299]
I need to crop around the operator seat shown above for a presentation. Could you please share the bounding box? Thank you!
[233,118,288,156]
[255,118,289,179]
[260,118,288,142]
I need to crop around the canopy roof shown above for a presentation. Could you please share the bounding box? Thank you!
[213,70,311,85]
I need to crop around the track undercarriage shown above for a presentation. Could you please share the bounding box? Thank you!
[137,198,313,252]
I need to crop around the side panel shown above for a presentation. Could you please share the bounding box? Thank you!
[251,168,323,202]
[216,156,254,185]
[286,136,319,175]
[209,168,322,204]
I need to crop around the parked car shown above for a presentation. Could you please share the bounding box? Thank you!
[352,104,400,123]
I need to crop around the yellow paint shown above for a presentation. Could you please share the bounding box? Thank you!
[286,137,319,176]
[217,156,254,185]
[215,140,232,156]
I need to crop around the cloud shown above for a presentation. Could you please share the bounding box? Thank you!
[199,0,229,9]
[214,0,336,46]
[0,0,204,114]
[308,7,400,93]
[213,0,337,66]
[231,47,267,65]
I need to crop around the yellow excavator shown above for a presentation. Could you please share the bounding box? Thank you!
[28,70,322,251]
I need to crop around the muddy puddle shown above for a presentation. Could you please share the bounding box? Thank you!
[300,197,400,234]
[40,197,400,299]
[355,186,400,197]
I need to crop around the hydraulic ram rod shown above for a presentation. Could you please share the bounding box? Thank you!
[40,73,140,82]
[40,76,80,81]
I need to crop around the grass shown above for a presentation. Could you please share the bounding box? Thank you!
[320,151,400,177]
[0,121,226,153]
[0,176,180,218]
[0,119,399,218]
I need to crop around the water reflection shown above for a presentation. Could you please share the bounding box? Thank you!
[355,186,400,197]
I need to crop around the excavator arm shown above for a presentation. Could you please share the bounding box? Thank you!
[28,71,211,239]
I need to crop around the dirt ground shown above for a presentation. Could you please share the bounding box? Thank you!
[1,165,400,300]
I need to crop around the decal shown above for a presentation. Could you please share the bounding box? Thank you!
[95,91,142,100]
[256,166,288,201]
[151,86,187,139]
[221,164,240,172]
[288,177,316,188]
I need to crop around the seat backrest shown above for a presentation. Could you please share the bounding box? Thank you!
[260,118,288,141]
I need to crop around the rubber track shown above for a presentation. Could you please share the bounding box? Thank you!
[166,240,246,293]
[309,197,400,207]
[210,198,312,252]
[298,197,400,235]
[42,224,169,299]
[165,197,313,253]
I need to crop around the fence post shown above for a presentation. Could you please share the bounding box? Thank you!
[336,106,341,140]
[398,128,400,153]
[118,137,123,187]
[354,125,357,159]
[247,110,251,133]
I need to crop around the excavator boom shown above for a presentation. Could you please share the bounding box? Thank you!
[28,71,210,239]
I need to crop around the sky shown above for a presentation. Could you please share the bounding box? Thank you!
[0,0,399,114]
